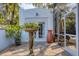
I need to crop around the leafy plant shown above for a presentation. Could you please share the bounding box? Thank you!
[66,19,76,34]
[23,23,39,30]
[23,23,39,54]
[5,25,22,39]
[0,18,5,24]
[2,3,19,25]
[0,11,5,24]
[5,25,22,46]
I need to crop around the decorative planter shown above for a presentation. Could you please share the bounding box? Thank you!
[47,30,55,44]
[25,28,37,32]
[25,28,38,55]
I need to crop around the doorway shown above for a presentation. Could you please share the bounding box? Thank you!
[34,22,45,40]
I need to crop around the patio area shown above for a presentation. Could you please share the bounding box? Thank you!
[0,42,71,56]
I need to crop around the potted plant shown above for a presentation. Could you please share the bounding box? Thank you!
[5,25,22,46]
[24,23,39,32]
[23,23,39,55]
[14,30,21,46]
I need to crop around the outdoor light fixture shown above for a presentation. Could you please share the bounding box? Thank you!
[36,12,39,16]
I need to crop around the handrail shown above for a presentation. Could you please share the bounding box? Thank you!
[55,33,76,36]
[55,33,76,40]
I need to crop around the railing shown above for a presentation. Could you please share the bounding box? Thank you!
[55,33,76,40]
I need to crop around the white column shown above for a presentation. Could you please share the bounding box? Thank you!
[76,4,79,56]
[64,14,66,47]
[48,19,53,30]
[57,13,60,42]
[36,31,39,38]
[57,19,60,42]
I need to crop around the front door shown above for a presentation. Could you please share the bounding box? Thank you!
[34,22,45,41]
[38,22,45,38]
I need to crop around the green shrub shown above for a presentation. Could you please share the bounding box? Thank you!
[5,25,22,39]
[66,19,76,34]
[0,18,5,24]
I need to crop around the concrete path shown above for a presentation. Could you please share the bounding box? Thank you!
[0,42,70,56]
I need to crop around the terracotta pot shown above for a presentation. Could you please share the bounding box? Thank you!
[47,30,55,44]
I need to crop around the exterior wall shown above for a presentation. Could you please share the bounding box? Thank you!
[0,4,14,51]
[19,8,53,42]
[19,8,53,25]
[21,18,48,42]
[0,30,14,51]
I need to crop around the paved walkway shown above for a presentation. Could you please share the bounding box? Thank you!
[0,42,70,56]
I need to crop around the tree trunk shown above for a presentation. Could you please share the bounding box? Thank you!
[10,4,15,25]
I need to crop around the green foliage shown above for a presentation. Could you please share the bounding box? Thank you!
[0,12,2,17]
[66,12,76,35]
[66,19,76,34]
[67,12,75,20]
[2,3,19,25]
[33,3,57,8]
[0,18,5,24]
[2,3,20,40]
[5,25,22,39]
[23,23,39,30]
[6,25,21,31]
[0,11,5,24]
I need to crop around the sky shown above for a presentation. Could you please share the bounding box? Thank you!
[19,3,76,10]
[19,3,35,9]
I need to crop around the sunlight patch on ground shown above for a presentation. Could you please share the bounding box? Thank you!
[0,42,68,56]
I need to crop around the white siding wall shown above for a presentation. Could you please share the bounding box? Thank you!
[0,30,14,51]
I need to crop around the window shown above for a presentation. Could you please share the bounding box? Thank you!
[38,22,45,38]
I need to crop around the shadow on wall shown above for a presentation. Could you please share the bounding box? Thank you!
[0,30,14,51]
[21,31,29,42]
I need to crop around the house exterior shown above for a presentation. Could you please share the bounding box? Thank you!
[19,8,54,42]
[0,3,79,56]
[19,4,79,56]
